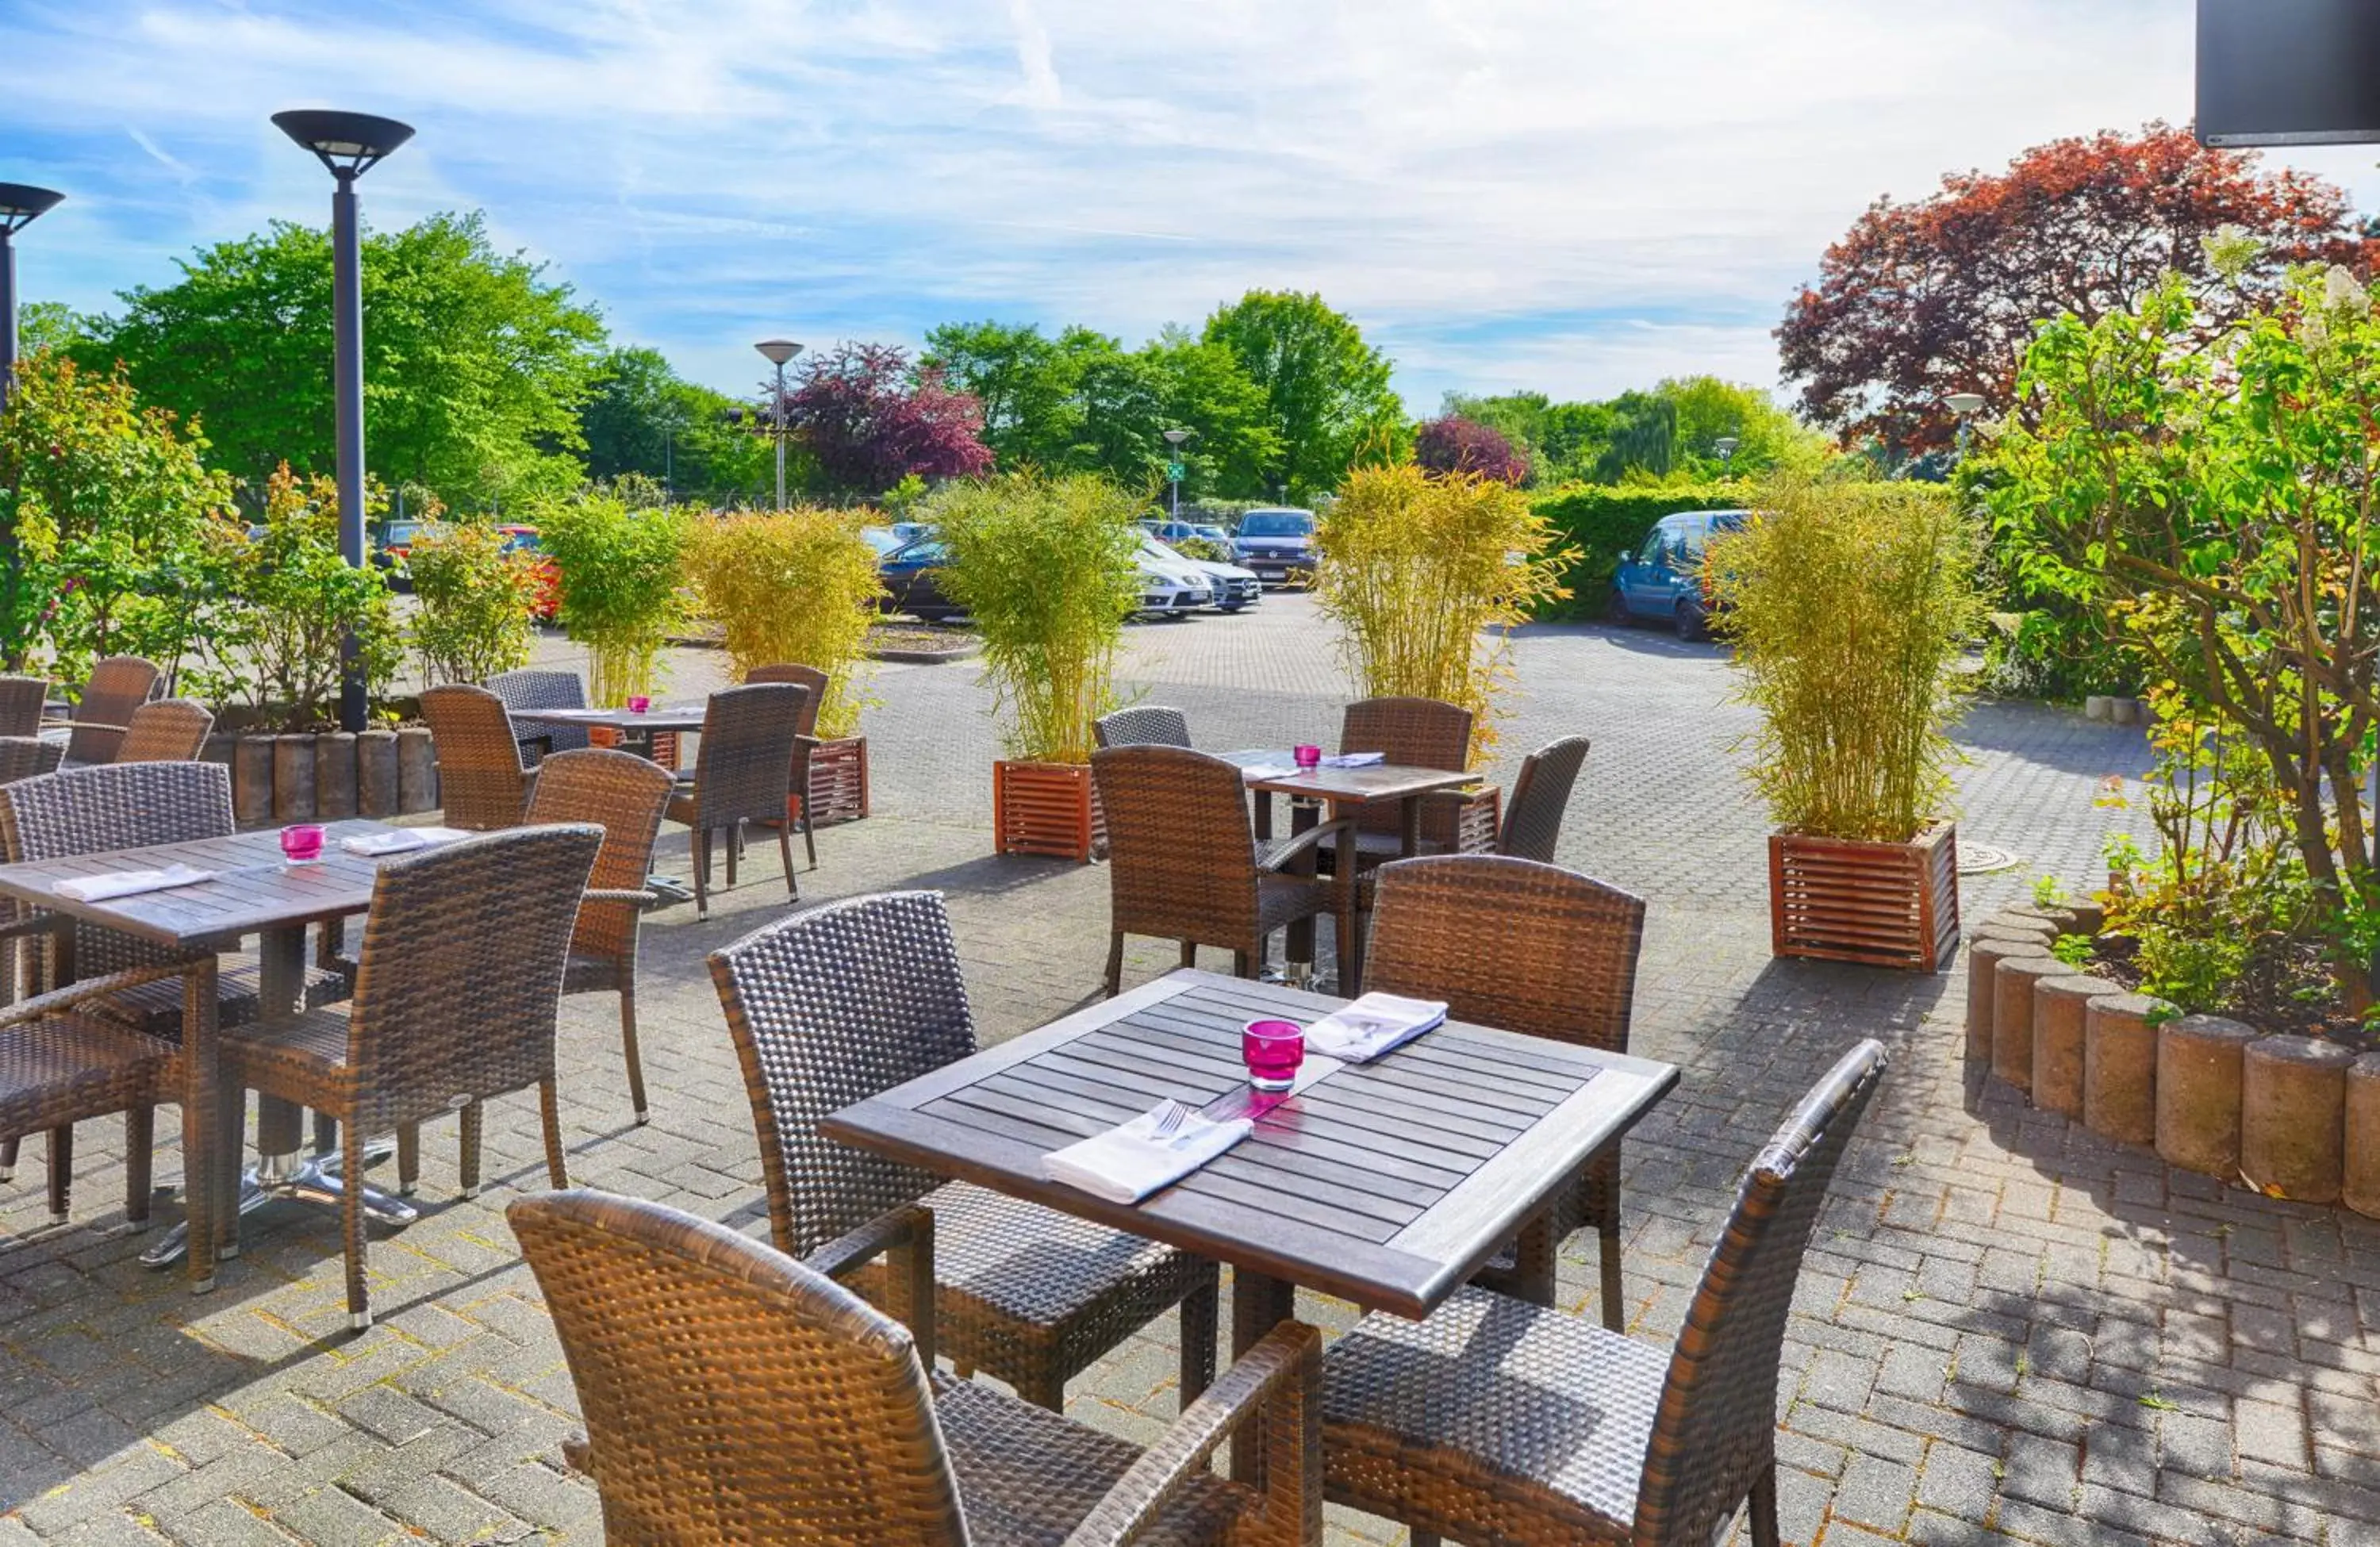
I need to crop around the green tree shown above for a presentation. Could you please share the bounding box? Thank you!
[1656,376,1832,478]
[82,211,606,511]
[920,321,1091,469]
[1201,290,1405,498]
[15,301,90,356]
[578,346,772,505]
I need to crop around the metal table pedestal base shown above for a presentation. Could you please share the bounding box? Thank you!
[139,1139,418,1269]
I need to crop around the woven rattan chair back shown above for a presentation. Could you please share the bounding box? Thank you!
[1339,697,1472,773]
[512,1188,968,1546]
[65,656,161,765]
[1631,1039,1887,1545]
[685,682,809,828]
[1092,746,1264,946]
[1363,855,1643,1054]
[0,676,48,738]
[1496,735,1588,862]
[0,762,234,979]
[709,892,977,1259]
[342,823,601,1133]
[1093,706,1192,750]
[114,699,214,763]
[420,684,532,831]
[747,664,830,739]
[486,669,593,759]
[0,738,63,785]
[524,749,674,965]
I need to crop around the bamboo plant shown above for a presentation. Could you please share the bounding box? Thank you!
[685,508,883,737]
[533,491,689,707]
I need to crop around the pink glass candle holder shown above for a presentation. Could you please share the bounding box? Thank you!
[1242,1019,1305,1092]
[1293,743,1322,770]
[627,695,651,713]
[279,823,325,865]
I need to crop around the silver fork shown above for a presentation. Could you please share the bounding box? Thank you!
[1148,1098,1191,1139]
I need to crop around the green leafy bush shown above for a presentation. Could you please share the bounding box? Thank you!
[534,492,689,706]
[1526,481,1753,610]
[406,520,539,685]
[685,508,883,738]
[930,472,1142,763]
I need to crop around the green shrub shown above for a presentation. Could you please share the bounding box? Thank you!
[1709,473,1982,843]
[1526,481,1754,611]
[406,522,538,685]
[535,493,689,705]
[930,471,1141,763]
[685,508,884,738]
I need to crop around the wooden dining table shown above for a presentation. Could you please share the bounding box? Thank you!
[0,820,470,1291]
[823,968,1679,1474]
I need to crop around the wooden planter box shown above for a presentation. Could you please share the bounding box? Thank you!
[804,735,870,828]
[993,759,1103,863]
[1768,822,1960,972]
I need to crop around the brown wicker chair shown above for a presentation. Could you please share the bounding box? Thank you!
[511,1188,1322,1547]
[1494,735,1590,862]
[1338,695,1495,860]
[524,749,675,1125]
[709,891,1222,1413]
[1321,1039,1888,1547]
[666,682,808,919]
[221,823,603,1330]
[0,676,48,739]
[113,699,213,763]
[420,683,537,831]
[1094,706,1193,749]
[1092,744,1357,996]
[0,738,62,785]
[747,663,830,869]
[1362,855,1645,1326]
[485,668,593,765]
[62,655,161,767]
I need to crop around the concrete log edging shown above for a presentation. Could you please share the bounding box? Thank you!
[1966,933,2051,1062]
[221,728,413,829]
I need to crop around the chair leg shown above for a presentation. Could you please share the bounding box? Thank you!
[777,822,798,900]
[1178,1265,1219,1407]
[459,1103,483,1200]
[1599,1214,1626,1333]
[1750,1461,1780,1547]
[539,1077,568,1189]
[396,1123,420,1196]
[1179,941,1197,969]
[125,1107,154,1227]
[1233,950,1251,978]
[724,823,739,889]
[45,1125,71,1224]
[620,987,650,1125]
[0,1134,17,1182]
[1334,900,1359,995]
[801,812,817,869]
[1104,932,1124,998]
[693,829,712,919]
[1017,1370,1065,1411]
[313,1110,336,1157]
[342,1119,370,1331]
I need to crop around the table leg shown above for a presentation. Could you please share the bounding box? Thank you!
[1283,798,1320,977]
[180,957,219,1293]
[1229,1269,1297,1484]
[1252,790,1273,843]
[1399,793,1421,858]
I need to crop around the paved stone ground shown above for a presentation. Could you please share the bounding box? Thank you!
[6,595,2376,1545]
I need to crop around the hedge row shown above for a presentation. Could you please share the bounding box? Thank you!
[1530,481,1756,615]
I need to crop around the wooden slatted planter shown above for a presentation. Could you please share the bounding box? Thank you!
[993,759,1104,862]
[1768,822,1960,972]
[803,735,870,827]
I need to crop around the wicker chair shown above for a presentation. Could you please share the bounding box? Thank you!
[666,682,807,919]
[221,823,604,1330]
[709,891,1222,1412]
[524,749,675,1125]
[1362,855,1645,1326]
[485,668,593,766]
[1338,696,1495,860]
[1495,735,1591,862]
[420,683,536,831]
[0,676,48,739]
[1093,706,1193,749]
[113,699,213,763]
[511,1188,1322,1547]
[62,655,161,767]
[746,663,830,869]
[1321,1040,1888,1547]
[0,738,62,785]
[1092,745,1357,996]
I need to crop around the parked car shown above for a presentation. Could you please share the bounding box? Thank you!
[374,520,429,583]
[877,533,1211,621]
[1231,507,1319,586]
[859,525,906,558]
[1134,543,1211,618]
[1606,509,1749,641]
[1141,534,1258,613]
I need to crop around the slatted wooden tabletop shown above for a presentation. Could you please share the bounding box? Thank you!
[509,705,708,733]
[1218,749,1476,805]
[823,968,1679,1318]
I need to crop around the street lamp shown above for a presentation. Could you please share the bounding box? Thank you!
[0,183,65,409]
[1944,391,1988,462]
[273,109,413,735]
[1162,428,1192,519]
[755,338,802,512]
[1713,435,1739,471]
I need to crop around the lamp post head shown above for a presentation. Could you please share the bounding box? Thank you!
[0,184,65,236]
[272,110,415,179]
[1162,428,1192,447]
[1944,392,1988,417]
[1713,436,1739,460]
[754,339,803,367]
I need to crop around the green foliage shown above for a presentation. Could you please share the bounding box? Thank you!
[1710,474,1983,843]
[82,211,605,512]
[0,351,235,679]
[2030,874,2063,908]
[1201,291,1405,500]
[1526,481,1756,605]
[579,346,774,506]
[928,472,1142,763]
[533,493,689,705]
[1316,463,1574,762]
[405,521,538,686]
[14,301,90,356]
[1449,377,1829,487]
[685,509,884,738]
[2051,934,2096,968]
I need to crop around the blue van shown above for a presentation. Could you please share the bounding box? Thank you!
[1606,509,1749,641]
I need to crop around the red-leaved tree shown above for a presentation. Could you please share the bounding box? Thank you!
[775,341,993,496]
[1777,121,2367,459]
[1414,413,1529,484]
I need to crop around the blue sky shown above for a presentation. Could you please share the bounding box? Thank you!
[6,0,2379,414]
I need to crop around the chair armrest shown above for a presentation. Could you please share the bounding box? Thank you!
[67,720,129,735]
[1419,785,1501,854]
[1061,1320,1322,1547]
[581,888,660,909]
[0,912,67,945]
[803,1203,936,1369]
[0,960,209,1031]
[1257,816,1356,873]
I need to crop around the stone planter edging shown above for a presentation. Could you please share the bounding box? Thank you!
[209,728,439,829]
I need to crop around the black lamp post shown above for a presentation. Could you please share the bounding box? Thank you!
[273,109,413,734]
[0,183,65,410]
[755,339,802,512]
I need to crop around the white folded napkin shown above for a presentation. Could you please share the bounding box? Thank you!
[1239,763,1299,782]
[1320,750,1384,768]
[1303,992,1448,1063]
[341,827,470,857]
[56,865,214,904]
[1045,1102,1253,1204]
